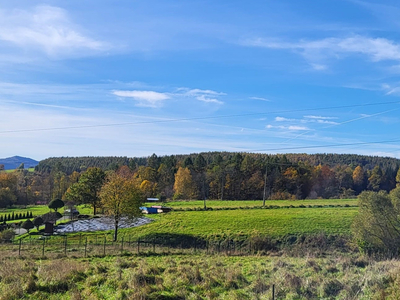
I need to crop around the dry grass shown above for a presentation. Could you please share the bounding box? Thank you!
[1,252,400,299]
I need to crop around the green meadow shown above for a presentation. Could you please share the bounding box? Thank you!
[121,206,358,240]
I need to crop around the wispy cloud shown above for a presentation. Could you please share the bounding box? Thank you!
[249,96,271,102]
[275,116,295,122]
[0,5,107,59]
[244,35,400,69]
[266,124,309,131]
[178,88,225,105]
[113,90,170,107]
[182,88,226,96]
[304,115,338,120]
[196,95,223,104]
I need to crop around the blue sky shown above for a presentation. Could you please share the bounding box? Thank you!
[1,0,400,160]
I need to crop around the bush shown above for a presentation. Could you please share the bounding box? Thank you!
[22,219,34,233]
[0,229,15,242]
[352,190,400,256]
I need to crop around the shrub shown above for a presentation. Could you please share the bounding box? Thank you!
[49,198,65,212]
[0,229,15,242]
[22,219,34,233]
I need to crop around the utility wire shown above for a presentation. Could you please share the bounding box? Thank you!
[250,138,400,152]
[1,100,399,134]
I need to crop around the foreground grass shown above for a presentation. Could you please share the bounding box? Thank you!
[0,252,399,299]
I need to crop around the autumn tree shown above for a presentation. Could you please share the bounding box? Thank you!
[353,166,366,194]
[100,172,143,241]
[0,173,18,208]
[173,167,198,200]
[368,166,383,191]
[140,180,157,198]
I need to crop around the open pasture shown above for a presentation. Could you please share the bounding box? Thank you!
[120,206,358,240]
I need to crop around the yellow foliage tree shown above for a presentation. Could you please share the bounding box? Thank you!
[173,167,198,200]
[100,172,143,241]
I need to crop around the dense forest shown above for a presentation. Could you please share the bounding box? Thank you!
[1,152,400,208]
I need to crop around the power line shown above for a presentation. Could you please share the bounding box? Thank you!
[1,100,399,134]
[251,138,400,152]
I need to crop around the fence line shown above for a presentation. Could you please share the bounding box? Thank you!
[0,234,264,259]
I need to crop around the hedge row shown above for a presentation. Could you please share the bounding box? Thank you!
[0,211,33,222]
[172,204,356,212]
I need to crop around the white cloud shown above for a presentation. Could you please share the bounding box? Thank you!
[0,5,107,58]
[288,125,308,131]
[244,36,400,69]
[113,90,170,107]
[304,115,338,120]
[266,124,308,131]
[275,116,294,122]
[196,95,223,104]
[183,88,226,96]
[178,87,225,104]
[250,96,271,102]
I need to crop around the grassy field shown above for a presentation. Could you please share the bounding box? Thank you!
[0,205,93,220]
[0,252,398,299]
[116,206,358,241]
[157,198,358,209]
[1,167,35,173]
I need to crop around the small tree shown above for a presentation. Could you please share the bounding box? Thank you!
[100,172,143,241]
[48,198,65,212]
[352,189,400,256]
[22,219,34,233]
[33,216,44,231]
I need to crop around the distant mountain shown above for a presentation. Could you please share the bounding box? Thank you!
[0,156,39,170]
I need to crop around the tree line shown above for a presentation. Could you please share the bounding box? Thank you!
[0,152,399,208]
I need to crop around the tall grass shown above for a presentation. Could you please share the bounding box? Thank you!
[1,253,400,299]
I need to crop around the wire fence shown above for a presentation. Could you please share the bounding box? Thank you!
[0,234,264,259]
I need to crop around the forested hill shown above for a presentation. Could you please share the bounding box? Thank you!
[36,152,400,174]
[0,156,39,170]
[3,152,397,204]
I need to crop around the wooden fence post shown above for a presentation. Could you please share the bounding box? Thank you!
[103,237,106,256]
[84,237,88,258]
[272,284,275,300]
[18,239,22,256]
[121,237,124,252]
[42,238,45,256]
[64,236,67,255]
